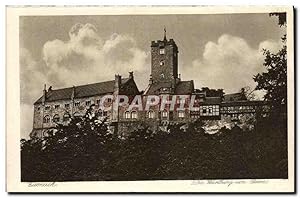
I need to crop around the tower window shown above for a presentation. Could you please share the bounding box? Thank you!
[160,60,165,66]
[159,48,165,54]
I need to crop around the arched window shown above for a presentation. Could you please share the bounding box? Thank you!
[63,113,71,122]
[131,111,138,119]
[53,114,60,123]
[162,110,168,118]
[98,109,103,117]
[73,112,81,118]
[124,111,131,119]
[178,111,185,118]
[148,110,155,119]
[43,115,50,123]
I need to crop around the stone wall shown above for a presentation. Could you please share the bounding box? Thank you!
[151,40,178,83]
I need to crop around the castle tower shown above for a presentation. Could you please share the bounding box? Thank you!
[150,28,179,85]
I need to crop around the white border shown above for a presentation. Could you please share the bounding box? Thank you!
[6,6,294,193]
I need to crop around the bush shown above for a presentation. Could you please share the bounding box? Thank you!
[21,111,287,181]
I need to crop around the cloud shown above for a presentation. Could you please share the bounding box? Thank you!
[182,34,282,97]
[42,23,149,89]
[20,48,47,138]
[20,23,150,138]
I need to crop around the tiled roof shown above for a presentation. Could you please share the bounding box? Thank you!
[34,78,129,104]
[175,81,194,95]
[144,80,194,95]
[224,93,247,102]
[221,100,267,106]
[145,82,172,95]
[203,97,222,104]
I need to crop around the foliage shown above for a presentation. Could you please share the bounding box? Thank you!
[254,13,287,114]
[21,110,287,181]
[270,12,287,27]
[200,87,225,98]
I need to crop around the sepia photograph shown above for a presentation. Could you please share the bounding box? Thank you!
[6,6,294,193]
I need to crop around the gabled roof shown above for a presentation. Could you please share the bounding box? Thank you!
[144,82,172,95]
[144,80,194,95]
[34,78,129,104]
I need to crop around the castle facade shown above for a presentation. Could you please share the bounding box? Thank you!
[31,33,266,138]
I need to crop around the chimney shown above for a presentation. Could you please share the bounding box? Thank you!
[129,71,134,80]
[71,86,75,100]
[42,84,47,105]
[114,74,121,91]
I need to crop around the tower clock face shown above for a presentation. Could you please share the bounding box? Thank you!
[159,48,165,54]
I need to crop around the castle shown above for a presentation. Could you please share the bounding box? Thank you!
[31,31,267,138]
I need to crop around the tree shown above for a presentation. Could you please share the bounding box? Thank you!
[253,13,287,113]
[240,86,256,101]
[200,87,225,97]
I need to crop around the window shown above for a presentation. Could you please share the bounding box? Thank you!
[37,107,40,111]
[107,98,112,103]
[203,109,207,114]
[96,99,100,104]
[162,110,168,118]
[63,113,71,122]
[65,103,70,109]
[54,104,60,109]
[131,111,138,119]
[159,48,165,54]
[86,100,91,106]
[119,98,125,103]
[124,111,131,119]
[45,105,50,111]
[53,114,60,122]
[43,115,50,123]
[160,60,165,66]
[103,111,108,117]
[178,111,185,118]
[98,110,103,117]
[148,110,155,119]
[75,102,80,107]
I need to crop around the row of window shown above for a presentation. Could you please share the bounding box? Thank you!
[43,110,109,123]
[200,105,220,116]
[43,114,71,123]
[221,106,255,111]
[123,110,186,119]
[41,98,113,111]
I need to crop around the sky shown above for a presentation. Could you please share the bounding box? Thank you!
[20,13,285,138]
